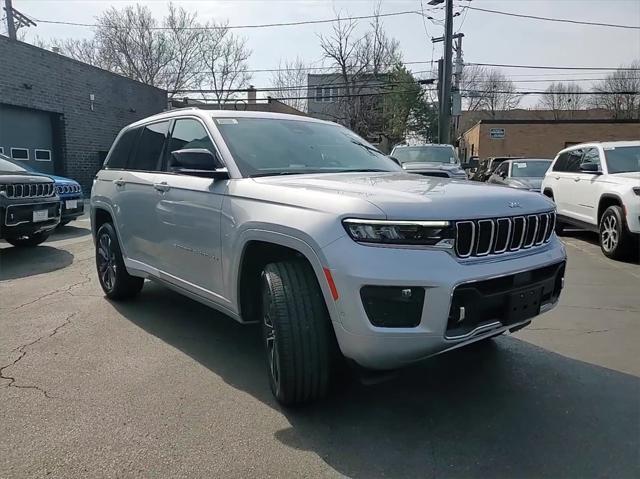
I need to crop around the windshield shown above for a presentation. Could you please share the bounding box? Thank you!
[0,153,29,173]
[511,160,552,178]
[604,146,640,174]
[392,146,458,165]
[213,117,401,177]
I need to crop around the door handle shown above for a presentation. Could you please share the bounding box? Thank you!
[574,177,581,182]
[153,182,170,193]
[554,176,560,180]
[113,179,125,187]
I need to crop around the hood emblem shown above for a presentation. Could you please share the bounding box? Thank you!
[508,202,522,208]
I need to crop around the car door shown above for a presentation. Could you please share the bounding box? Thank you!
[572,146,603,226]
[153,117,227,300]
[112,121,169,269]
[552,148,582,220]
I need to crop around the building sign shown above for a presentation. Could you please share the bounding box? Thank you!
[490,128,505,139]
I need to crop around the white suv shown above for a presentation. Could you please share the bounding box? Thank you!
[542,141,640,259]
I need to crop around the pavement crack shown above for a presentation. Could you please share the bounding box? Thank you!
[0,312,77,399]
[2,271,93,312]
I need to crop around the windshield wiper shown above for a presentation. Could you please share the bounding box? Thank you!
[339,168,390,173]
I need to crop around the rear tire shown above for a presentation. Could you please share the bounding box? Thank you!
[260,260,338,406]
[599,206,635,260]
[95,222,144,300]
[5,232,49,247]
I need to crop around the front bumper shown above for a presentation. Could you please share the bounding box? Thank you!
[59,195,85,221]
[1,200,61,239]
[322,235,567,369]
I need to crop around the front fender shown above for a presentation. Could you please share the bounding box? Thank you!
[228,228,341,324]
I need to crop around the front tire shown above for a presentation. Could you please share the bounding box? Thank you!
[5,231,49,247]
[261,260,338,406]
[599,206,634,260]
[95,223,144,300]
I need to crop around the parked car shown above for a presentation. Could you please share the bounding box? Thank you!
[471,156,523,182]
[390,144,468,179]
[1,157,84,226]
[542,141,640,259]
[462,155,479,177]
[91,110,566,405]
[487,159,552,191]
[0,153,60,247]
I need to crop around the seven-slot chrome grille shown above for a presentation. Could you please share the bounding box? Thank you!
[57,184,82,194]
[455,211,555,258]
[0,182,56,199]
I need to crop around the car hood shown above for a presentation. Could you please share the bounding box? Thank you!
[402,162,462,172]
[0,172,54,183]
[506,177,543,190]
[253,172,554,220]
[609,172,640,182]
[27,172,79,186]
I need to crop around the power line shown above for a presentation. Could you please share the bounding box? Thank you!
[465,6,640,30]
[469,63,640,71]
[33,9,442,30]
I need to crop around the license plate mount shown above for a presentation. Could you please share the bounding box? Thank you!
[506,286,543,324]
[66,199,77,210]
[33,209,49,223]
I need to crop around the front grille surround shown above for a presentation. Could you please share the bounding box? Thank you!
[57,184,82,194]
[455,211,555,258]
[0,182,56,199]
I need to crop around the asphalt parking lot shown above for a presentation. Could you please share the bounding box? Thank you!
[1,217,638,478]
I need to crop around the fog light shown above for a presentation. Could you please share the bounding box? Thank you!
[360,286,425,328]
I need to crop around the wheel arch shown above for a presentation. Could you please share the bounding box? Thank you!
[597,194,624,224]
[234,231,337,324]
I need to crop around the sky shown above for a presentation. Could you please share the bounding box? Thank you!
[7,0,640,106]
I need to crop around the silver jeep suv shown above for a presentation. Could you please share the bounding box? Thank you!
[91,110,567,405]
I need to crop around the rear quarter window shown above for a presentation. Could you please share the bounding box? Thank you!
[105,128,139,169]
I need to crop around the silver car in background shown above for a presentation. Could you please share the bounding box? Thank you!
[390,144,468,179]
[487,159,552,191]
[91,110,566,405]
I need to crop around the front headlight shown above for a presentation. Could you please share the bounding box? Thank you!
[342,219,455,247]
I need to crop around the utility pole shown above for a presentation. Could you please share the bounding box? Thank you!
[428,0,454,143]
[4,0,16,40]
[3,0,36,40]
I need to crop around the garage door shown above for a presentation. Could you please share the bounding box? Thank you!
[0,104,55,174]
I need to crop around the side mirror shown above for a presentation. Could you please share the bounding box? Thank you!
[579,162,601,174]
[170,148,228,179]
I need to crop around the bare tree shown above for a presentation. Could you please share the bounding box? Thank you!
[537,82,586,119]
[269,57,308,112]
[590,61,640,119]
[461,66,521,115]
[199,21,252,104]
[49,3,251,97]
[318,6,401,138]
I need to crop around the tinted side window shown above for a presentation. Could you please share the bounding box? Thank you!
[565,149,583,173]
[168,119,217,158]
[495,162,508,176]
[553,151,569,171]
[106,128,138,169]
[129,121,169,171]
[581,147,601,170]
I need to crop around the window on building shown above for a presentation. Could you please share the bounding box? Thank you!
[129,121,169,171]
[35,149,52,161]
[106,128,139,169]
[11,148,29,160]
[315,86,338,102]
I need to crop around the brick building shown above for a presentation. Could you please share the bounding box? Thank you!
[459,119,640,160]
[0,37,166,192]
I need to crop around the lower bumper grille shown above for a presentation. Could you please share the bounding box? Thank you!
[446,261,565,339]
